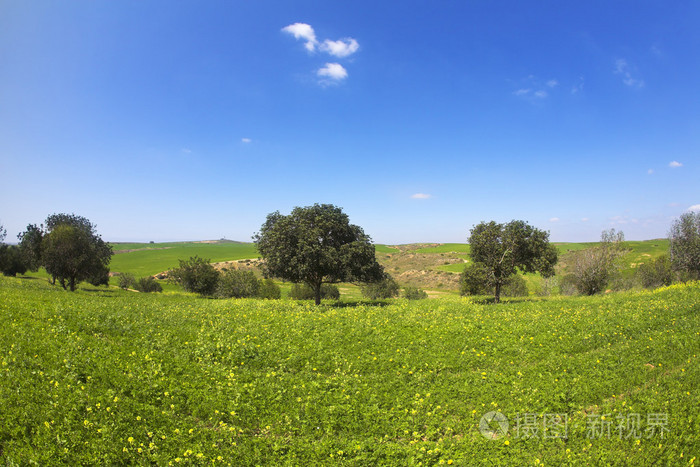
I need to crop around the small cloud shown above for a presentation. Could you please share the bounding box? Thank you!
[581,217,590,222]
[241,138,252,144]
[549,217,560,222]
[181,148,192,154]
[647,169,654,174]
[614,59,644,88]
[668,202,680,207]
[282,23,318,51]
[533,90,548,98]
[514,89,531,96]
[688,204,700,212]
[317,63,348,82]
[320,38,359,57]
[411,193,432,199]
[669,161,683,168]
[546,79,558,88]
[571,77,585,94]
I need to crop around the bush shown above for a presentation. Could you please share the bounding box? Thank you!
[559,274,578,296]
[459,262,490,296]
[134,276,163,293]
[289,283,340,301]
[502,274,528,297]
[118,273,136,290]
[170,256,219,296]
[361,275,399,299]
[258,278,281,299]
[403,286,428,300]
[216,270,260,298]
[637,255,674,289]
[0,245,28,277]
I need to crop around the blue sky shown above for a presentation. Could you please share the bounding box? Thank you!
[1,1,698,244]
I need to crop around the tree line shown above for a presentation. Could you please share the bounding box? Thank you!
[2,207,698,302]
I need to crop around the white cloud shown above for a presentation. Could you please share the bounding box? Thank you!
[647,169,654,174]
[514,89,531,96]
[534,90,548,98]
[688,204,700,212]
[571,77,585,94]
[581,217,590,222]
[411,193,432,199]
[241,138,252,144]
[669,161,683,168]
[317,63,348,81]
[546,79,558,88]
[320,38,359,58]
[181,148,192,154]
[614,59,644,88]
[549,217,560,222]
[282,23,318,51]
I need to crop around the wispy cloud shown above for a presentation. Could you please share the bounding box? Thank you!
[549,217,560,222]
[320,38,359,58]
[317,63,348,82]
[614,59,644,88]
[411,193,432,199]
[513,76,556,100]
[546,79,558,88]
[571,77,585,94]
[282,23,317,52]
[647,169,654,174]
[688,204,700,212]
[581,217,590,222]
[241,138,252,144]
[669,161,683,168]
[181,148,192,154]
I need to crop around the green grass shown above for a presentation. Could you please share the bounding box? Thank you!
[109,242,259,277]
[1,276,698,464]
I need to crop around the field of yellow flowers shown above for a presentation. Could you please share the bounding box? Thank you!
[1,276,698,465]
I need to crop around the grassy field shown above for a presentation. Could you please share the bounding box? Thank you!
[1,275,698,464]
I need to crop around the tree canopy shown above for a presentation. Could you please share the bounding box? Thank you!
[468,220,557,303]
[40,213,112,290]
[254,204,383,304]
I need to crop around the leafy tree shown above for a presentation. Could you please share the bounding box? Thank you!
[17,224,44,272]
[403,286,428,300]
[669,211,700,280]
[0,223,5,243]
[361,273,400,299]
[170,256,219,296]
[0,245,28,277]
[468,220,557,303]
[216,269,260,298]
[39,214,112,289]
[289,283,340,301]
[569,229,626,295]
[42,224,111,290]
[254,204,383,305]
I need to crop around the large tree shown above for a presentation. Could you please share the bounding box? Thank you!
[41,214,112,290]
[17,223,44,272]
[254,204,383,305]
[468,220,557,303]
[669,211,700,279]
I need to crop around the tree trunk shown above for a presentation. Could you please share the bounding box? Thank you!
[494,281,501,304]
[313,283,322,306]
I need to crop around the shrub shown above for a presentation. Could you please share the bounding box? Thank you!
[361,275,399,299]
[459,262,490,296]
[637,255,674,289]
[134,276,163,293]
[118,273,136,290]
[559,274,578,296]
[258,278,281,299]
[403,286,428,300]
[289,283,340,301]
[216,270,260,298]
[569,229,626,295]
[502,274,528,297]
[170,256,219,296]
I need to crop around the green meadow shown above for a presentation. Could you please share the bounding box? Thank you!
[1,276,698,464]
